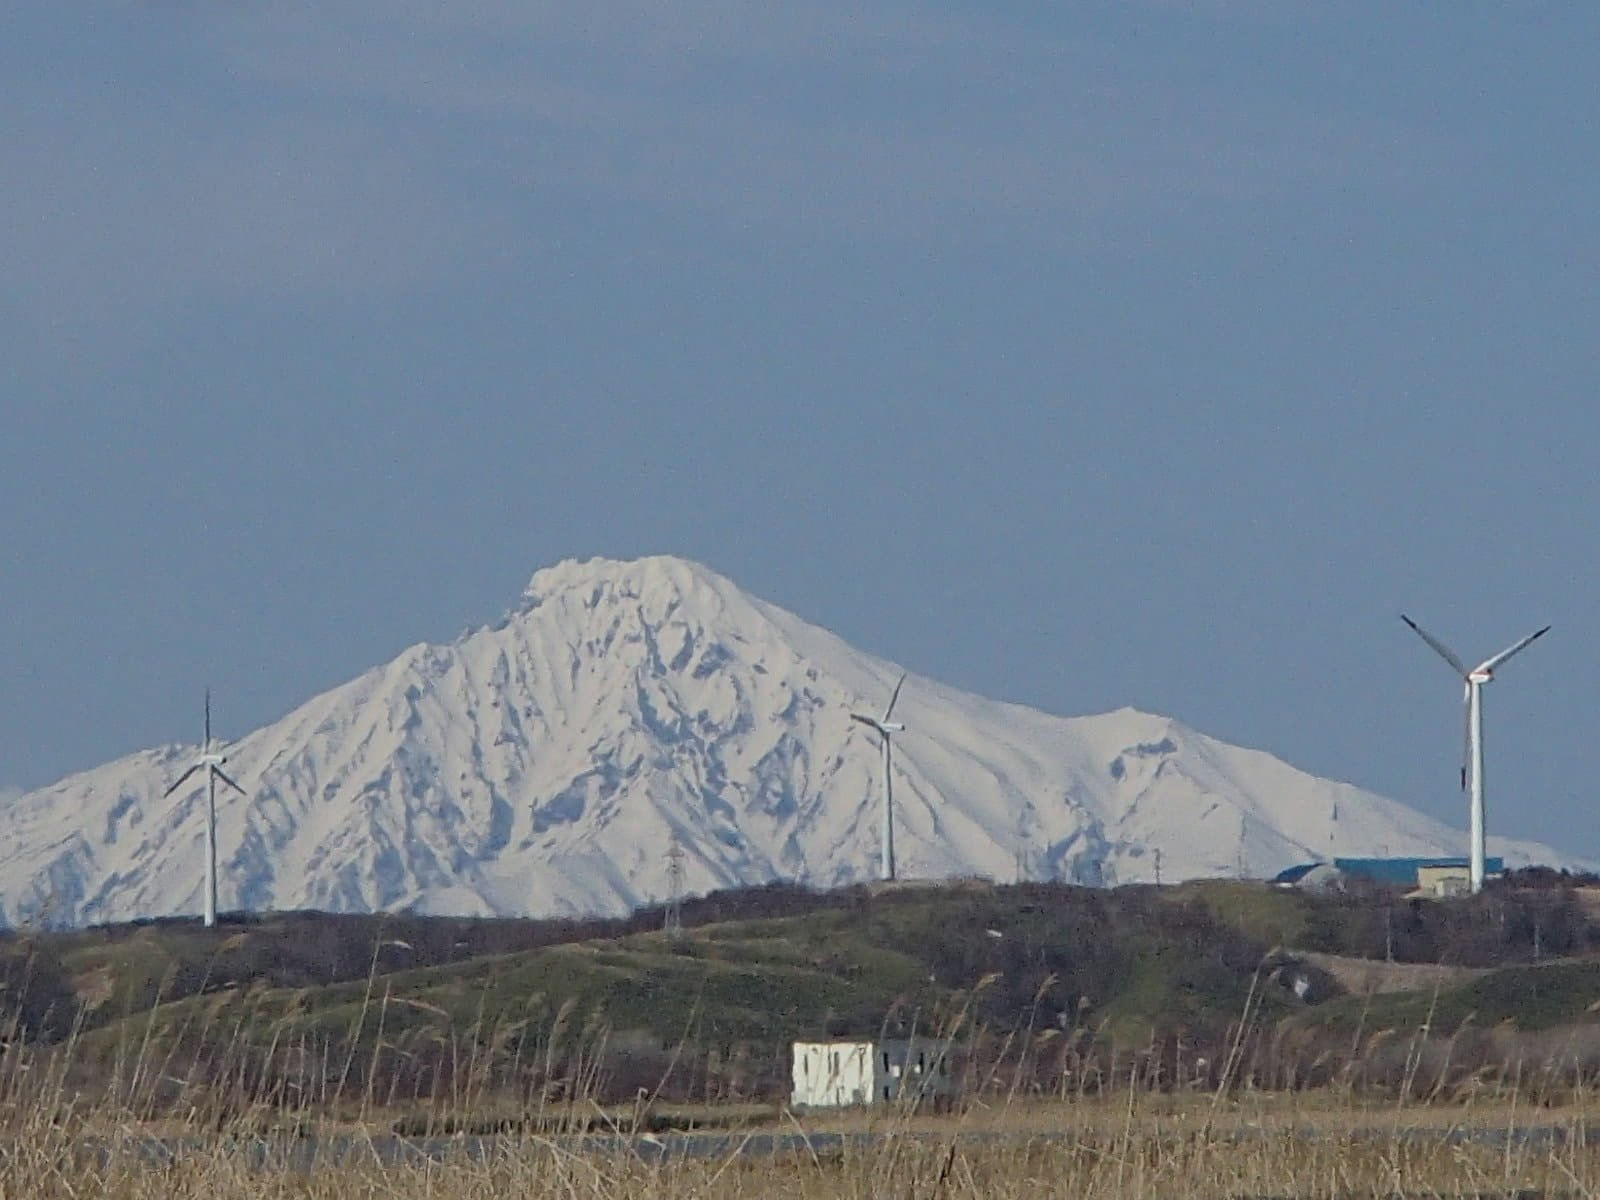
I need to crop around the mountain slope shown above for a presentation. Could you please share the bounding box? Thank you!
[0,555,1573,926]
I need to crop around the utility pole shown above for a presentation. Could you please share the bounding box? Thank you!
[665,837,684,941]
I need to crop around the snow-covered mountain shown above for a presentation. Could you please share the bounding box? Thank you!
[0,555,1575,927]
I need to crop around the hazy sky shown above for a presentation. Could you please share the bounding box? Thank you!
[4,5,1598,855]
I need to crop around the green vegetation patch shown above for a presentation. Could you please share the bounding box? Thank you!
[1163,881,1312,948]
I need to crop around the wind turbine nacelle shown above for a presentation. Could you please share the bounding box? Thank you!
[1468,670,1493,685]
[200,752,227,767]
[879,722,905,734]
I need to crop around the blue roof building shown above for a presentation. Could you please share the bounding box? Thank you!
[1272,857,1504,889]
[1335,857,1502,886]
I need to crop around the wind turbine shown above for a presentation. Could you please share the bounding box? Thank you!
[851,673,907,882]
[163,689,246,928]
[1400,615,1550,895]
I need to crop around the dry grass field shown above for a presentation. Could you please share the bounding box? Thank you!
[1295,950,1491,997]
[2,1100,1599,1199]
[4,1025,1600,1200]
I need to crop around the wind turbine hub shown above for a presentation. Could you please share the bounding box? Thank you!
[1468,670,1493,684]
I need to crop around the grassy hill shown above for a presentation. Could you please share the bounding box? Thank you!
[7,875,1600,1108]
[61,884,1284,1039]
[0,882,1305,1101]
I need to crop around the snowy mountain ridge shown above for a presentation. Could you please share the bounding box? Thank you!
[0,554,1574,927]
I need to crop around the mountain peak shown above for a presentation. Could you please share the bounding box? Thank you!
[0,557,1579,928]
[516,555,738,616]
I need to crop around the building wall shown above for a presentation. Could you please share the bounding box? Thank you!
[791,1038,953,1108]
[1416,864,1472,897]
[792,1041,872,1108]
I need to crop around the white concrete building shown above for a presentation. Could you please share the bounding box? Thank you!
[790,1038,953,1108]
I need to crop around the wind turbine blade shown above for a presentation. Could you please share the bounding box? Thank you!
[204,687,212,747]
[1400,615,1467,675]
[882,673,908,722]
[850,713,881,730]
[1475,625,1551,675]
[1461,683,1472,793]
[162,763,204,798]
[212,766,247,797]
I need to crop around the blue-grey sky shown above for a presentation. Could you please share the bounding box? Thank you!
[4,4,1598,853]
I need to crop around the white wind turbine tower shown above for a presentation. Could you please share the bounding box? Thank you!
[851,673,907,882]
[162,689,246,928]
[1401,615,1550,895]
